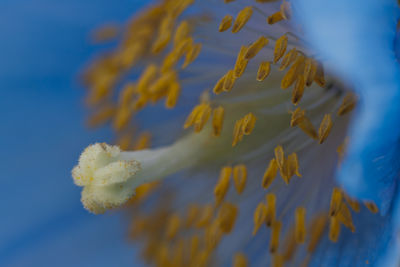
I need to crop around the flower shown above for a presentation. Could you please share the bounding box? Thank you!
[72,0,398,266]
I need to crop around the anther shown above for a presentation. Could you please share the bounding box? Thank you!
[223,69,236,92]
[318,114,333,144]
[262,158,278,189]
[267,11,284,25]
[364,201,379,213]
[245,36,269,60]
[329,216,340,243]
[279,48,298,71]
[234,46,249,78]
[253,202,267,235]
[292,75,305,105]
[329,188,343,216]
[214,166,232,205]
[219,15,233,32]
[295,207,306,244]
[265,193,276,227]
[270,220,282,253]
[337,92,357,116]
[257,61,271,81]
[274,35,288,63]
[232,6,253,33]
[233,253,248,267]
[212,106,225,136]
[217,202,238,233]
[233,164,247,194]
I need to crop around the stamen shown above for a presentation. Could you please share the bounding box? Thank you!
[318,114,333,144]
[272,254,284,267]
[196,204,214,228]
[233,252,248,267]
[232,113,257,146]
[265,193,276,227]
[223,69,236,92]
[270,220,282,253]
[337,203,355,232]
[343,192,360,213]
[329,187,342,216]
[219,15,233,32]
[138,64,158,94]
[328,216,340,243]
[274,35,288,63]
[186,204,200,228]
[279,48,298,71]
[182,43,202,69]
[205,220,223,250]
[152,15,174,54]
[245,36,269,60]
[364,201,379,213]
[214,166,232,205]
[253,202,267,235]
[262,158,278,189]
[232,6,253,33]
[217,202,238,233]
[337,92,357,116]
[280,1,292,20]
[267,11,284,25]
[297,116,318,140]
[292,75,305,105]
[165,213,181,239]
[184,103,212,132]
[307,215,328,252]
[314,62,326,87]
[174,21,190,45]
[257,61,271,81]
[212,106,225,136]
[213,75,226,95]
[281,55,305,89]
[233,164,247,194]
[295,207,306,244]
[165,81,181,108]
[286,152,301,178]
[234,46,249,78]
[290,107,305,127]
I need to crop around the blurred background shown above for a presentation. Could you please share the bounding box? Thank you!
[0,0,145,266]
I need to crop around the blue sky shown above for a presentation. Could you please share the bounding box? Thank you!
[0,0,145,266]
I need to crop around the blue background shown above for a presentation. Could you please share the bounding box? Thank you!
[0,0,145,266]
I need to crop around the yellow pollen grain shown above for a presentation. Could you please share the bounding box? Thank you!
[182,43,202,69]
[295,207,306,244]
[281,55,305,89]
[314,61,326,87]
[245,36,269,60]
[338,92,357,116]
[234,46,249,78]
[213,75,227,95]
[165,81,181,108]
[337,203,355,232]
[290,107,305,127]
[223,69,236,92]
[265,193,276,227]
[329,187,342,217]
[214,166,232,205]
[262,158,278,189]
[279,48,298,71]
[253,202,267,235]
[364,201,379,213]
[233,164,247,194]
[174,20,190,45]
[267,11,284,25]
[212,106,225,136]
[165,214,181,239]
[298,116,318,140]
[307,215,328,252]
[257,61,271,81]
[318,114,333,144]
[343,193,360,213]
[329,216,341,243]
[292,75,305,105]
[217,202,238,233]
[232,6,253,33]
[274,35,288,63]
[270,220,282,253]
[233,252,248,267]
[219,15,233,32]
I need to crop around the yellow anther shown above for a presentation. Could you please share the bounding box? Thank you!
[214,166,232,205]
[137,64,158,93]
[343,192,360,213]
[329,216,340,243]
[232,113,257,146]
[133,132,151,150]
[205,220,223,250]
[262,158,278,189]
[270,220,282,253]
[329,187,342,217]
[245,36,269,60]
[314,61,326,87]
[165,214,181,239]
[234,46,249,78]
[196,204,214,228]
[219,15,233,32]
[280,1,292,20]
[191,249,211,267]
[87,104,116,128]
[286,152,301,178]
[308,215,328,252]
[290,107,305,127]
[298,116,318,140]
[233,164,247,194]
[282,229,298,262]
[165,81,181,108]
[113,105,133,131]
[272,254,284,267]
[337,203,355,232]
[213,75,226,95]
[267,11,284,25]
[305,59,318,86]
[152,16,173,54]
[337,92,357,116]
[279,48,298,71]
[171,239,184,267]
[257,61,271,81]
[274,145,285,172]
[186,204,200,227]
[223,69,236,92]
[292,75,305,105]
[364,201,379,214]
[183,43,202,69]
[295,207,306,244]
[337,137,349,163]
[119,82,136,106]
[253,202,267,235]
[281,55,305,89]
[184,103,212,132]
[174,21,190,45]
[212,106,225,136]
[274,35,288,63]
[189,234,200,262]
[233,253,248,267]
[265,193,276,227]
[148,71,177,102]
[217,202,238,233]
[232,6,253,33]
[318,114,333,144]
[232,119,244,147]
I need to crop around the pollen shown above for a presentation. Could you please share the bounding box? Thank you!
[364,201,379,214]
[182,42,202,69]
[232,113,257,146]
[214,166,232,205]
[217,202,238,233]
[233,164,247,194]
[270,220,282,253]
[212,106,225,136]
[196,204,214,228]
[262,158,278,189]
[337,92,357,116]
[297,116,318,140]
[232,6,253,33]
[274,35,288,63]
[329,216,341,243]
[279,48,298,71]
[290,107,305,127]
[233,252,248,267]
[281,55,305,89]
[337,203,355,232]
[245,36,269,60]
[257,61,271,81]
[174,21,190,45]
[318,114,333,144]
[165,81,181,108]
[295,207,306,244]
[265,193,276,227]
[329,188,343,217]
[223,69,236,92]
[286,152,301,178]
[184,103,212,132]
[267,11,284,25]
[292,75,305,105]
[253,202,267,235]
[307,214,328,252]
[234,46,249,78]
[219,15,233,32]
[213,75,226,95]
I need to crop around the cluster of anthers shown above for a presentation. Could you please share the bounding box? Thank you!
[73,0,381,266]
